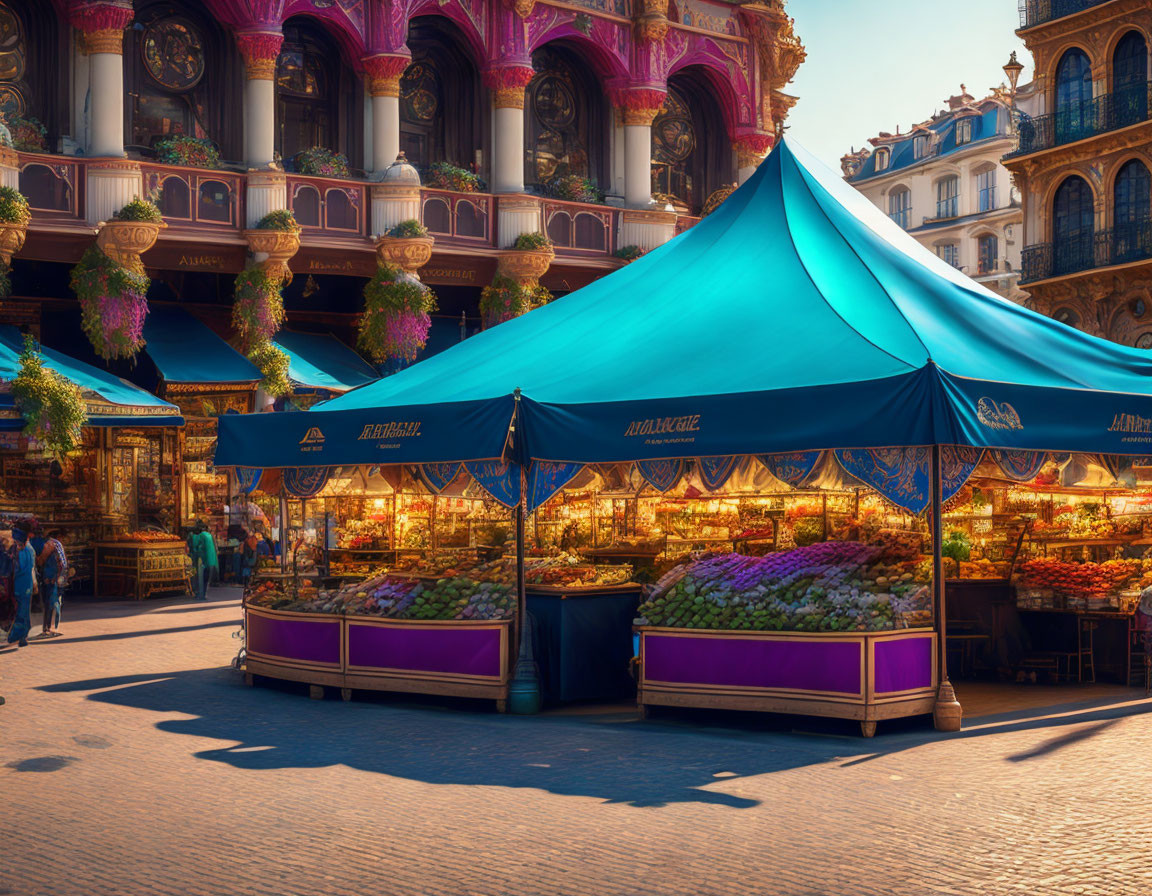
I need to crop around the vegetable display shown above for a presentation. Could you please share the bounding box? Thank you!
[637,542,932,632]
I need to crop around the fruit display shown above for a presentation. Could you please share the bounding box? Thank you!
[106,531,183,544]
[1014,557,1143,601]
[636,541,932,633]
[337,517,390,549]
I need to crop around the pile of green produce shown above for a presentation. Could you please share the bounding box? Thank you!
[637,541,931,633]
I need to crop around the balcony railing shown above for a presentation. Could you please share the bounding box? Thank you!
[1010,84,1152,157]
[1018,0,1114,28]
[421,188,494,245]
[542,199,616,255]
[141,162,244,228]
[17,151,83,220]
[286,174,367,237]
[1021,218,1152,283]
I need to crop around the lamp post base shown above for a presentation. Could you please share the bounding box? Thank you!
[507,657,541,715]
[933,679,963,731]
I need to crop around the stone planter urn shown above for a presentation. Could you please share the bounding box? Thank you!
[95,219,165,275]
[374,234,435,273]
[496,247,554,286]
[0,219,28,266]
[244,227,301,285]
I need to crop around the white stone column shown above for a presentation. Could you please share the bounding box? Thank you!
[612,89,665,209]
[618,208,676,252]
[237,31,283,170]
[364,55,409,175]
[486,67,534,196]
[246,171,288,228]
[72,3,133,158]
[734,134,773,185]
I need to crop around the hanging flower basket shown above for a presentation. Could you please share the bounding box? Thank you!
[71,245,150,361]
[11,334,87,459]
[0,185,30,297]
[232,269,285,351]
[248,340,291,398]
[479,273,552,329]
[244,214,301,285]
[358,264,438,364]
[496,248,553,284]
[374,235,434,272]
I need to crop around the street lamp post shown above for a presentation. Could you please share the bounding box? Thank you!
[1003,52,1025,134]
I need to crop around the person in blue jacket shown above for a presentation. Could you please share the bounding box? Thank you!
[7,528,35,647]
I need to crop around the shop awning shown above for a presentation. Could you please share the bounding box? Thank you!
[0,326,184,428]
[272,330,379,395]
[216,137,1152,470]
[143,307,260,387]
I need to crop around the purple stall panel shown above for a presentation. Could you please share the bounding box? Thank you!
[873,635,934,694]
[247,612,341,666]
[644,634,862,695]
[347,623,503,678]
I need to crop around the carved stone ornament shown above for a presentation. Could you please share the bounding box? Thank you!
[363,54,411,98]
[0,219,27,266]
[634,0,669,42]
[374,235,435,272]
[733,133,774,168]
[505,0,537,19]
[496,247,554,286]
[236,30,284,81]
[95,219,165,276]
[243,227,301,285]
[611,87,668,127]
[485,67,535,110]
[71,2,133,56]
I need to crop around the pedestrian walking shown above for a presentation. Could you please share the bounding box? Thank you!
[6,529,35,647]
[188,520,219,601]
[0,528,15,637]
[36,530,67,638]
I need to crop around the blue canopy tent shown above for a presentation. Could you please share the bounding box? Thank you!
[272,330,379,398]
[0,325,184,429]
[143,308,261,391]
[216,138,1152,721]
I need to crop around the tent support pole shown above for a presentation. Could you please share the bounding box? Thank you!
[932,444,962,731]
[507,475,541,714]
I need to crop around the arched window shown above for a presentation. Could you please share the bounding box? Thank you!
[422,196,452,234]
[653,73,735,213]
[1052,176,1095,275]
[291,184,322,227]
[324,188,357,231]
[276,20,356,169]
[874,148,889,172]
[525,46,606,193]
[977,234,998,274]
[936,175,958,218]
[403,18,483,174]
[1113,31,1148,128]
[156,176,190,218]
[0,0,59,151]
[1113,159,1150,263]
[888,187,911,228]
[1055,48,1093,144]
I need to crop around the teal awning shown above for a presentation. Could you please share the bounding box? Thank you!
[217,138,1152,469]
[0,326,183,428]
[143,307,260,386]
[272,330,378,395]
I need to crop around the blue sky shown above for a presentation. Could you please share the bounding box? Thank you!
[784,0,1032,171]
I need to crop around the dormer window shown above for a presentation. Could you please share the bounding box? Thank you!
[955,118,972,145]
[913,134,928,159]
[875,148,889,171]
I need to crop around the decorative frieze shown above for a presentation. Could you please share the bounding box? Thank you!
[484,67,535,110]
[237,30,284,80]
[363,54,410,98]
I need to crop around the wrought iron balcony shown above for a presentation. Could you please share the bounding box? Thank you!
[1020,218,1152,283]
[1010,84,1152,157]
[1018,0,1115,29]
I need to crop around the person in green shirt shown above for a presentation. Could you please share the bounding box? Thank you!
[188,520,219,602]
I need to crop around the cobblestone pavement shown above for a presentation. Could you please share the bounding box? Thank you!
[3,590,1152,896]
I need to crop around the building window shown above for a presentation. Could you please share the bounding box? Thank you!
[936,176,958,219]
[955,118,972,145]
[874,148,889,171]
[1113,158,1151,263]
[132,17,208,148]
[1054,307,1080,329]
[936,243,959,268]
[978,234,998,274]
[1052,175,1095,275]
[913,134,928,159]
[1113,31,1148,129]
[1054,47,1093,144]
[888,187,911,228]
[977,169,997,212]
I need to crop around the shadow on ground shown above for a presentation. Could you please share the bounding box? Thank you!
[36,663,1152,809]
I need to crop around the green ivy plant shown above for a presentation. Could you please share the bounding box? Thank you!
[512,231,553,252]
[386,219,429,239]
[248,340,291,398]
[479,274,552,328]
[0,186,30,299]
[426,162,482,193]
[255,209,301,232]
[613,245,643,261]
[11,335,87,458]
[293,146,350,178]
[154,136,221,169]
[112,197,163,223]
[358,264,438,364]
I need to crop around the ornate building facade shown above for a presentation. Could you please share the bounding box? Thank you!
[0,0,804,343]
[841,87,1024,302]
[1005,0,1152,345]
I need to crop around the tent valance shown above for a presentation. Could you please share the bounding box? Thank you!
[143,308,261,387]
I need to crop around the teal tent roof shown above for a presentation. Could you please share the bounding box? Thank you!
[143,308,260,386]
[217,138,1152,469]
[272,331,379,394]
[0,326,183,428]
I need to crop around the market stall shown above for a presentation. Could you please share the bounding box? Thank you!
[218,138,1152,733]
[0,326,184,590]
